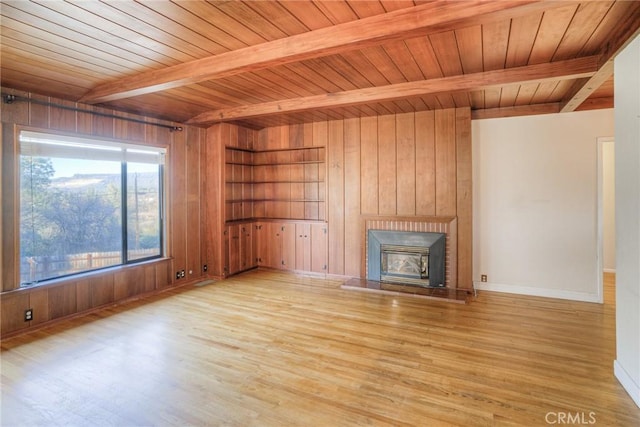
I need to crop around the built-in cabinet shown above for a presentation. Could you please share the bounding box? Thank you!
[220,130,328,278]
[257,221,296,270]
[224,222,256,276]
[224,220,327,276]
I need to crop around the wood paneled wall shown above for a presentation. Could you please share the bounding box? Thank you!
[1,98,472,336]
[0,88,206,337]
[254,108,472,289]
[341,109,472,288]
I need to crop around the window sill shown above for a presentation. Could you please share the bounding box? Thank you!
[7,257,172,294]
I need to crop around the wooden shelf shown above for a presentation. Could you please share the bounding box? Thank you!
[225,161,253,166]
[252,161,324,166]
[226,161,323,166]
[227,199,324,203]
[227,146,325,153]
[226,218,327,225]
[224,146,253,153]
[228,180,324,184]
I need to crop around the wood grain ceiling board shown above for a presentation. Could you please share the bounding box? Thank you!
[0,22,131,75]
[483,87,502,110]
[138,1,252,51]
[552,1,614,61]
[578,0,639,56]
[499,85,521,108]
[504,13,542,67]
[311,0,360,24]
[278,1,334,30]
[455,25,483,74]
[0,3,155,73]
[514,83,540,106]
[1,0,638,128]
[482,20,511,71]
[528,3,580,65]
[21,0,186,65]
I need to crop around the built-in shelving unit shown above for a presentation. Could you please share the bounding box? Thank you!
[225,146,326,222]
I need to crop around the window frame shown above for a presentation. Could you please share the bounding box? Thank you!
[17,129,167,287]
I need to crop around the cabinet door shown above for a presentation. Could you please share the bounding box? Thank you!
[267,222,282,269]
[253,222,270,267]
[251,222,260,267]
[240,224,254,270]
[223,225,230,276]
[295,223,311,271]
[280,223,296,270]
[310,223,328,274]
[227,224,241,275]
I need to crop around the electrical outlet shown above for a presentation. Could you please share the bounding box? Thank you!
[180,270,185,278]
[24,308,33,322]
[176,271,181,280]
[203,264,208,272]
[481,274,487,282]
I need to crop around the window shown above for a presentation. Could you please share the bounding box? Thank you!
[19,131,165,286]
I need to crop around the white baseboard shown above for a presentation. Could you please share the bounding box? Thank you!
[614,360,640,408]
[473,281,601,303]
[603,268,617,274]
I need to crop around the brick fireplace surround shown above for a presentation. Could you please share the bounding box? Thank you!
[361,216,458,288]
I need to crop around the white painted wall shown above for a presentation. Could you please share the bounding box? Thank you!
[614,34,640,409]
[472,109,614,302]
[602,141,616,272]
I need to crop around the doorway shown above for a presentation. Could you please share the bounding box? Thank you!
[597,137,615,304]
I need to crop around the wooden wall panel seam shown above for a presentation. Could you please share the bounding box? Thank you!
[327,120,345,275]
[343,118,361,277]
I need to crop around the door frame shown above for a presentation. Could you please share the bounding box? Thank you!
[596,136,615,304]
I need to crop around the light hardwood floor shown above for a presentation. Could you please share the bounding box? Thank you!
[1,271,638,426]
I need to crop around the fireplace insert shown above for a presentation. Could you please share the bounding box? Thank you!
[368,230,446,288]
[380,244,430,286]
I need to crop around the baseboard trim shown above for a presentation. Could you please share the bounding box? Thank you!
[473,281,601,303]
[614,360,640,408]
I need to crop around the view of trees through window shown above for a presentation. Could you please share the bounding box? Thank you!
[19,136,163,286]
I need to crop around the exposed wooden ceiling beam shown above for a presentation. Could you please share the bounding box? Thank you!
[560,8,640,112]
[79,1,568,104]
[574,96,613,111]
[472,103,560,120]
[472,95,614,120]
[188,56,600,125]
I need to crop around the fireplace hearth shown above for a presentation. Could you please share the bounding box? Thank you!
[368,230,446,288]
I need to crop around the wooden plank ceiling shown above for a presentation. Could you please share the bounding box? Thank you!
[1,1,639,129]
